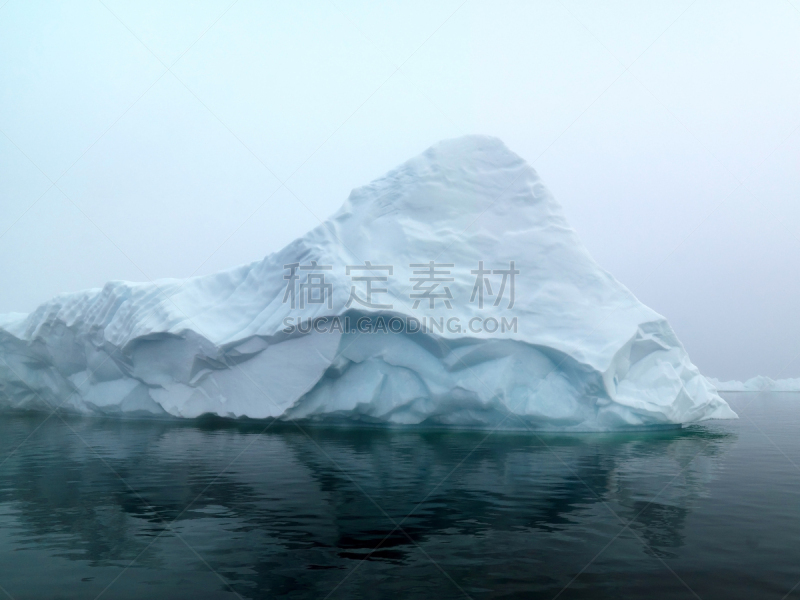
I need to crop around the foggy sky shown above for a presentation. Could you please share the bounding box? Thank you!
[1,0,799,381]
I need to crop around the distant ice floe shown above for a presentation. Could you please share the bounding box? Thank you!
[708,376,800,392]
[0,136,736,430]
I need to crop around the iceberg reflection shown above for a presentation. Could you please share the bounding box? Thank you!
[0,415,734,598]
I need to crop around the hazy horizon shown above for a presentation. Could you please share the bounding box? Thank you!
[2,0,799,381]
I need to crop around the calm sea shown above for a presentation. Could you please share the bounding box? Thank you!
[1,392,798,599]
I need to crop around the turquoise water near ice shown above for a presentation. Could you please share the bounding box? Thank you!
[1,392,798,599]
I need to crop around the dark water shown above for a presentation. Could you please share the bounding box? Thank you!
[1,393,799,600]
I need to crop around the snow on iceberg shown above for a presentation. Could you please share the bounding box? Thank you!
[708,376,800,392]
[0,136,736,430]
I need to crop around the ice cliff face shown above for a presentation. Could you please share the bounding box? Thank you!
[0,136,736,430]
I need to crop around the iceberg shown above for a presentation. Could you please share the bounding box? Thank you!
[0,136,736,430]
[708,376,800,392]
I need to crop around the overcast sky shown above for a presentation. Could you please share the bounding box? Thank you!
[1,0,799,381]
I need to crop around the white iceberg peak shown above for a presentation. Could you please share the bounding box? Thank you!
[0,135,736,430]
